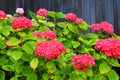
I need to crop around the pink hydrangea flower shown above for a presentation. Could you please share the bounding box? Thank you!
[71,54,95,71]
[16,8,24,15]
[6,14,12,18]
[65,13,77,21]
[35,40,66,60]
[75,18,84,24]
[43,30,57,40]
[36,8,48,16]
[95,38,120,58]
[12,17,33,29]
[90,21,114,34]
[0,10,6,18]
[32,31,42,38]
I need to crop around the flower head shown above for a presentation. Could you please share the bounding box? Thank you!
[6,14,12,18]
[43,30,57,40]
[16,8,24,15]
[71,54,95,71]
[0,10,6,18]
[12,17,33,29]
[95,38,120,58]
[32,31,42,38]
[75,18,84,24]
[35,40,66,60]
[65,13,77,21]
[90,21,114,34]
[37,8,48,16]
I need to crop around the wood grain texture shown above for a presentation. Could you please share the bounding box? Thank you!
[0,0,120,34]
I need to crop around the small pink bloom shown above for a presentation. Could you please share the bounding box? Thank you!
[6,14,12,18]
[43,30,57,40]
[0,10,6,18]
[65,13,77,21]
[71,54,95,71]
[16,8,24,15]
[37,8,48,16]
[12,17,33,29]
[75,18,84,24]
[32,31,42,38]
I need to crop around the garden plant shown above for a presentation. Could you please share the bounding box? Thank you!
[0,8,120,80]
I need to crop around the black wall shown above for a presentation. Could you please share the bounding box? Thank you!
[0,0,120,35]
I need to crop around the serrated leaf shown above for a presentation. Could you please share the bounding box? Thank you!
[42,73,49,80]
[68,25,79,34]
[46,61,55,69]
[29,11,38,20]
[45,22,55,27]
[57,22,67,28]
[54,75,63,80]
[78,22,89,30]
[63,28,69,35]
[48,11,56,18]
[56,12,65,18]
[2,65,14,71]
[0,57,8,66]
[110,58,120,67]
[6,37,21,46]
[30,58,39,70]
[71,41,80,48]
[27,74,37,80]
[99,62,111,74]
[107,70,119,80]
[0,70,5,80]
[86,69,93,77]
[10,76,17,80]
[85,33,98,39]
[22,34,37,41]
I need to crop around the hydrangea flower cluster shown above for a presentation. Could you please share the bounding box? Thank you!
[91,21,114,34]
[16,8,24,15]
[35,40,66,60]
[32,30,57,40]
[65,13,84,24]
[12,17,33,29]
[95,38,120,58]
[71,54,95,71]
[0,10,6,18]
[36,8,48,16]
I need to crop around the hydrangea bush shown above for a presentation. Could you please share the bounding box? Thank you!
[0,8,120,80]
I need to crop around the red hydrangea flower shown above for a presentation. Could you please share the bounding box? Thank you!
[35,40,66,60]
[43,30,57,40]
[75,18,84,24]
[71,54,95,71]
[0,10,6,18]
[32,31,43,38]
[95,38,120,58]
[65,13,77,21]
[12,17,33,29]
[37,8,48,16]
[90,21,114,34]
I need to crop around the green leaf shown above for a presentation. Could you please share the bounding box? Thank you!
[46,61,55,69]
[68,25,79,34]
[22,34,37,41]
[32,22,39,27]
[0,40,6,49]
[6,37,21,46]
[10,76,17,80]
[30,58,39,70]
[85,33,98,39]
[107,70,119,80]
[22,41,36,55]
[29,11,38,20]
[90,74,106,80]
[56,12,65,18]
[86,69,93,77]
[57,22,67,28]
[65,53,74,60]
[0,57,8,66]
[110,58,120,67]
[42,73,49,80]
[63,28,69,35]
[45,22,55,27]
[78,22,89,30]
[0,70,5,80]
[48,11,56,18]
[7,50,23,61]
[63,40,71,48]
[71,40,80,48]
[2,65,14,71]
[27,74,37,80]
[99,62,111,74]
[54,75,63,80]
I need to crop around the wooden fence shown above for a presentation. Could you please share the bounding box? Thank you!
[0,0,120,34]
